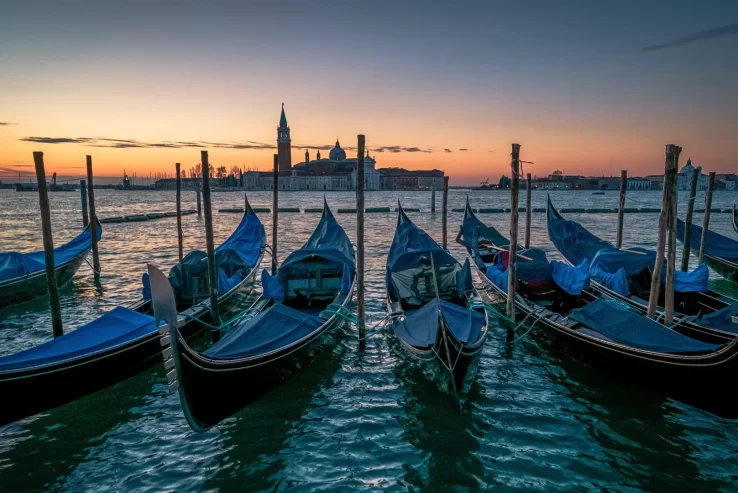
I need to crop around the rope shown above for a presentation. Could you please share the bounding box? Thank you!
[466,297,542,343]
[83,256,101,275]
[182,306,262,332]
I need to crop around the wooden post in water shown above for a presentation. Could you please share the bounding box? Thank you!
[356,135,366,345]
[664,146,681,326]
[616,170,627,249]
[681,167,699,271]
[196,187,202,216]
[245,192,249,211]
[86,156,101,284]
[698,172,716,263]
[33,152,64,338]
[442,176,449,249]
[524,173,532,249]
[272,154,279,275]
[431,182,436,213]
[200,151,220,341]
[506,144,521,340]
[647,145,680,320]
[175,163,184,261]
[80,179,89,227]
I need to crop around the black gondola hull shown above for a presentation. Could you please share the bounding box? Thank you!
[704,255,738,283]
[0,261,260,427]
[0,252,88,310]
[172,316,345,430]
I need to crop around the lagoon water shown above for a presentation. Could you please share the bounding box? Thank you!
[1,188,737,492]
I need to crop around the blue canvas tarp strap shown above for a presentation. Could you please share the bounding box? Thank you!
[551,259,590,295]
[0,222,101,283]
[568,299,723,354]
[202,303,323,359]
[0,307,156,372]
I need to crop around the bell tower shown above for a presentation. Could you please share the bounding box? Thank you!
[277,103,292,173]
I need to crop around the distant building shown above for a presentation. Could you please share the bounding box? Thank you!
[627,177,652,190]
[677,158,709,191]
[241,105,443,191]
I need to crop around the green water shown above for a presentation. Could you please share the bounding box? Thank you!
[0,189,737,492]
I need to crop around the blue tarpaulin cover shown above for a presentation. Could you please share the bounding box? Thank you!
[392,298,486,347]
[388,207,457,273]
[0,223,101,283]
[165,207,265,303]
[203,303,323,359]
[0,307,156,372]
[677,218,738,262]
[672,262,709,293]
[462,200,509,248]
[280,203,356,274]
[551,259,591,295]
[591,264,630,296]
[261,268,285,303]
[698,303,738,334]
[568,299,723,354]
[486,264,508,293]
[548,198,707,293]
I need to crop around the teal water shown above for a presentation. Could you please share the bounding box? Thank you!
[1,188,737,492]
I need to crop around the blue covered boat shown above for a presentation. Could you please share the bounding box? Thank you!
[546,197,738,342]
[0,205,266,427]
[677,216,738,284]
[152,200,355,431]
[386,204,488,399]
[464,201,738,415]
[0,222,102,310]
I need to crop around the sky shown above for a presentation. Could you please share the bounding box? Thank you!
[1,1,737,186]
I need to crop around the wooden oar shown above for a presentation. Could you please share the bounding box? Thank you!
[618,248,648,256]
[484,243,533,261]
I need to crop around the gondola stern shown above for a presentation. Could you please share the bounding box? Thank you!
[147,263,211,433]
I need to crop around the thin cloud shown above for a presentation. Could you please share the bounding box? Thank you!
[642,23,738,52]
[20,135,435,154]
[0,122,19,126]
[459,148,468,152]
[488,150,495,153]
[444,148,452,153]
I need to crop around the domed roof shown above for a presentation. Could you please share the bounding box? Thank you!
[364,150,375,165]
[329,139,346,161]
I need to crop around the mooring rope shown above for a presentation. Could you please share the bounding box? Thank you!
[83,256,101,275]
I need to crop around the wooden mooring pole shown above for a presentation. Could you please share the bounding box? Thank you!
[680,167,699,271]
[272,154,279,275]
[86,156,101,285]
[176,163,184,261]
[647,144,680,321]
[33,152,64,338]
[506,144,521,341]
[201,151,220,341]
[442,176,449,249]
[524,173,532,249]
[616,170,627,249]
[80,179,89,227]
[698,172,716,263]
[664,146,681,326]
[196,187,202,216]
[431,182,436,213]
[356,135,366,346]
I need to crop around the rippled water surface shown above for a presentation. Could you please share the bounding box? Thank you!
[1,188,737,492]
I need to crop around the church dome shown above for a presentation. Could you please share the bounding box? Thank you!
[364,151,375,167]
[329,139,346,161]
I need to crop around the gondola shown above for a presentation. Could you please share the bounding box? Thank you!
[546,197,738,342]
[0,221,102,310]
[152,200,355,432]
[464,206,738,412]
[677,216,738,284]
[0,204,266,427]
[385,204,488,400]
